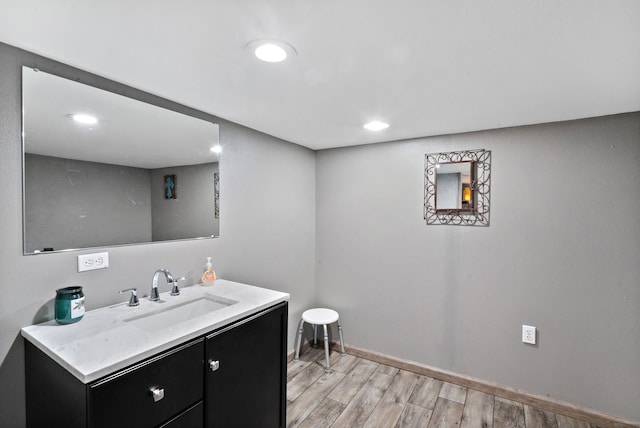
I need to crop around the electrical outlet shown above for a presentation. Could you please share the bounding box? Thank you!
[522,325,536,345]
[78,252,109,272]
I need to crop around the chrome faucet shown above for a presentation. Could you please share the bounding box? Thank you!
[150,269,174,301]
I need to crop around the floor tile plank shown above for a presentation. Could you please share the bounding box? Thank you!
[440,382,468,405]
[377,363,401,376]
[328,358,379,405]
[288,358,313,382]
[331,371,396,428]
[397,402,434,428]
[362,370,420,428]
[287,370,346,428]
[524,405,559,428]
[297,397,346,428]
[493,397,525,428]
[427,397,465,428]
[287,362,326,401]
[555,414,592,428]
[331,353,361,374]
[409,376,443,410]
[460,389,494,428]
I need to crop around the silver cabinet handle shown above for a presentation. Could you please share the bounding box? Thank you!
[150,387,165,402]
[209,360,220,372]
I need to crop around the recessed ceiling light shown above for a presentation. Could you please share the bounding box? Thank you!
[210,145,222,154]
[246,40,297,63]
[255,44,287,62]
[364,121,389,131]
[71,114,98,125]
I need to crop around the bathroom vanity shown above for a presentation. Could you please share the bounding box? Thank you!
[21,280,289,428]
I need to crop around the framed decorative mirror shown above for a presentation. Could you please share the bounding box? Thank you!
[424,149,491,226]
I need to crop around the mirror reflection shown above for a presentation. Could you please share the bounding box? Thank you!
[22,67,220,254]
[435,161,474,211]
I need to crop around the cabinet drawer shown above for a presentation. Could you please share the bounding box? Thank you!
[159,402,203,428]
[88,339,204,428]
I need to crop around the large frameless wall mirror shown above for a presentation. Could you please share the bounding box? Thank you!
[424,149,491,226]
[22,67,220,254]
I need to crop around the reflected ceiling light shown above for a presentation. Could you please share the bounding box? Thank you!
[210,145,222,154]
[70,113,98,125]
[363,121,389,131]
[246,40,296,63]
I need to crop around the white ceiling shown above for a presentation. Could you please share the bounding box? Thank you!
[1,1,639,150]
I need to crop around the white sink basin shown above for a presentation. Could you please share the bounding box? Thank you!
[121,295,237,331]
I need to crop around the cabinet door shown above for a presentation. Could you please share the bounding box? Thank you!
[205,303,287,428]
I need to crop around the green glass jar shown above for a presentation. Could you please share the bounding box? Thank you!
[55,286,85,324]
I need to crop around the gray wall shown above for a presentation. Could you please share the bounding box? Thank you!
[151,162,220,241]
[315,113,640,422]
[24,154,152,252]
[0,43,316,426]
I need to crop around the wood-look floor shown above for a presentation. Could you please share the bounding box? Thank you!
[287,348,599,428]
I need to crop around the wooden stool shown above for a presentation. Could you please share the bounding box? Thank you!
[294,308,346,372]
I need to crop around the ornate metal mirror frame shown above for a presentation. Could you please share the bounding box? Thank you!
[424,149,491,226]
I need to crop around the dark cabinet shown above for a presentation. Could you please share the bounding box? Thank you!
[25,302,287,428]
[205,302,287,428]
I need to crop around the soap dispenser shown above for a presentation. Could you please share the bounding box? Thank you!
[202,257,216,285]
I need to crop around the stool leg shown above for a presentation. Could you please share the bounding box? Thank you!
[313,324,318,348]
[294,319,304,361]
[338,322,346,356]
[323,324,331,372]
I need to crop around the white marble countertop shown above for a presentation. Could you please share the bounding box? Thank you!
[21,279,289,384]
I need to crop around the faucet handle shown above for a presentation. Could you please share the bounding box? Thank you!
[170,277,187,296]
[119,288,139,307]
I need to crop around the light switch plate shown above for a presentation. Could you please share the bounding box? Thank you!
[78,252,109,272]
